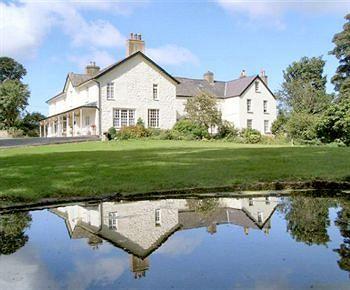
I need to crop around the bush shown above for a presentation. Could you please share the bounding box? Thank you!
[173,119,209,139]
[7,127,24,138]
[116,125,150,140]
[240,128,262,144]
[108,127,117,139]
[217,121,239,139]
[271,112,288,135]
[286,112,320,141]
[136,117,145,127]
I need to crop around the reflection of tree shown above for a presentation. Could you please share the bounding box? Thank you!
[187,198,219,216]
[334,199,350,274]
[282,196,334,246]
[0,212,32,255]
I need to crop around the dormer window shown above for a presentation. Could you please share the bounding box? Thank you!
[255,81,260,93]
[107,82,114,100]
[153,84,158,100]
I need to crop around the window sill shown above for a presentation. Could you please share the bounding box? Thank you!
[247,111,253,114]
[264,112,269,115]
[107,99,115,101]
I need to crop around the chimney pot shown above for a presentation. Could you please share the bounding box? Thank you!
[240,70,246,78]
[85,61,100,76]
[259,69,268,85]
[126,32,145,56]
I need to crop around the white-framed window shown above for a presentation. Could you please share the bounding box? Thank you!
[263,100,268,113]
[113,109,135,127]
[148,109,159,128]
[247,119,252,129]
[106,82,114,100]
[155,209,161,226]
[84,116,90,126]
[264,120,269,133]
[247,99,252,113]
[257,211,264,223]
[255,81,260,92]
[108,212,118,230]
[153,84,158,100]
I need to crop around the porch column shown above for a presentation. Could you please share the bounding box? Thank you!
[43,122,46,137]
[80,108,83,136]
[72,111,75,136]
[39,123,42,137]
[66,113,70,136]
[57,116,61,137]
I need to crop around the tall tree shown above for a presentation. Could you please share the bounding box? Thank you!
[185,92,221,129]
[0,57,27,83]
[330,14,350,96]
[278,56,331,114]
[0,80,30,128]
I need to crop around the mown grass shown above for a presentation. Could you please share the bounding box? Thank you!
[0,140,349,201]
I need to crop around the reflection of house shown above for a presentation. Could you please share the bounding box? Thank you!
[50,196,278,278]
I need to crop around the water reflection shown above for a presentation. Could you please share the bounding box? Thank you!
[1,194,350,289]
[0,212,31,255]
[50,196,279,278]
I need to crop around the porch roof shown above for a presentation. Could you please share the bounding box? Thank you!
[41,102,98,121]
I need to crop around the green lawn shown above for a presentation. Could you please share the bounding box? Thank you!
[0,140,349,201]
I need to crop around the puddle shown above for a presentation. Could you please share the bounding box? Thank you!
[0,194,349,289]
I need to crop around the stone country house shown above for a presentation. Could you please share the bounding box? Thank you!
[51,196,278,279]
[40,33,277,137]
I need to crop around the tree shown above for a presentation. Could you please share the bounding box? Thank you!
[334,200,350,275]
[20,112,46,137]
[329,14,350,96]
[278,56,331,114]
[185,92,221,129]
[0,57,27,83]
[0,80,30,128]
[286,112,320,141]
[271,110,288,135]
[0,212,32,255]
[282,196,332,246]
[316,99,350,146]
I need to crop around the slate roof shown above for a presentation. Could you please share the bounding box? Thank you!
[176,75,258,99]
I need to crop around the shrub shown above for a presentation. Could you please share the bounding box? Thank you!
[108,127,117,139]
[217,121,239,139]
[116,125,150,140]
[286,112,320,141]
[271,112,288,135]
[7,127,24,138]
[240,128,262,144]
[173,119,209,139]
[136,117,145,127]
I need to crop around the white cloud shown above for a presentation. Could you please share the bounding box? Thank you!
[147,44,199,66]
[157,235,202,256]
[217,0,350,29]
[0,246,60,290]
[66,257,127,290]
[69,48,116,70]
[0,1,129,59]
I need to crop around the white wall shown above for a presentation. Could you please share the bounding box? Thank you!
[48,81,99,116]
[238,79,277,133]
[99,54,177,133]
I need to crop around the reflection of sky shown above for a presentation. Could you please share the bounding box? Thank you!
[0,204,349,290]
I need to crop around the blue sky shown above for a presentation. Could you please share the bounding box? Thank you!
[1,0,349,115]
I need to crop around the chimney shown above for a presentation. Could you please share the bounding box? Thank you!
[203,71,214,85]
[85,61,100,76]
[240,70,246,78]
[260,69,268,85]
[126,32,145,57]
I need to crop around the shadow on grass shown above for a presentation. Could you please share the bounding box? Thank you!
[0,146,349,200]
